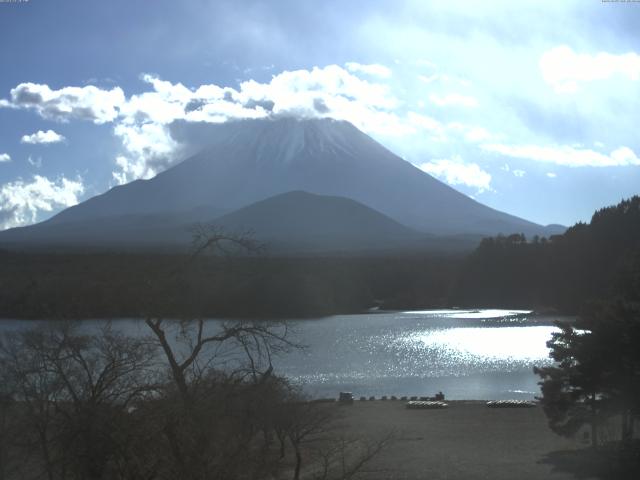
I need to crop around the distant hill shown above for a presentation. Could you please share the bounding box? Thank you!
[0,117,562,252]
[211,190,425,253]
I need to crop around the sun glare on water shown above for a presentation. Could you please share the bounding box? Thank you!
[406,326,557,362]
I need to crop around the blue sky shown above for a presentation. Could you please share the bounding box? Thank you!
[1,0,639,230]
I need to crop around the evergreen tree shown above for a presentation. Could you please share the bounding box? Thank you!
[535,301,640,447]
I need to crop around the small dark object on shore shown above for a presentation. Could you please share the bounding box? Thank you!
[369,396,376,401]
[359,396,367,401]
[338,392,354,404]
[391,395,398,401]
[410,396,418,401]
[401,396,408,401]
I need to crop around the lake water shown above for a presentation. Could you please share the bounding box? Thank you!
[273,309,562,400]
[0,309,565,400]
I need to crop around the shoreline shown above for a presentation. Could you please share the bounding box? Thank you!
[333,400,586,480]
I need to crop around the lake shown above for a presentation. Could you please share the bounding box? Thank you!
[0,309,565,400]
[273,309,564,400]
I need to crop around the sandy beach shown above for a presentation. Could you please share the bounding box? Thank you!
[333,400,588,480]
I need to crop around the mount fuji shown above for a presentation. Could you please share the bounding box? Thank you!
[0,117,563,252]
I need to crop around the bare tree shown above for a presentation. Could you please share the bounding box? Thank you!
[188,224,264,261]
[137,227,304,479]
[144,317,293,402]
[312,432,395,480]
[0,322,157,480]
[280,398,394,480]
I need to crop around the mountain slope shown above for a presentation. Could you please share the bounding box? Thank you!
[0,207,224,250]
[43,117,555,237]
[0,191,431,253]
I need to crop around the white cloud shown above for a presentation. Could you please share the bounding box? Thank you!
[112,123,179,185]
[116,66,402,181]
[418,155,492,192]
[446,122,492,143]
[414,59,438,69]
[0,175,84,229]
[1,66,410,183]
[540,46,640,93]
[547,172,557,178]
[418,73,471,87]
[429,93,478,107]
[0,153,10,163]
[21,129,66,144]
[2,82,125,123]
[345,62,392,78]
[113,66,410,181]
[116,66,401,129]
[27,156,42,168]
[112,156,145,186]
[418,74,439,83]
[406,111,445,139]
[512,169,526,178]
[482,143,640,167]
[463,126,491,142]
[237,65,399,124]
[1,66,488,184]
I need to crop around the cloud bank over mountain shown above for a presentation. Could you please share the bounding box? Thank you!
[1,0,639,228]
[0,66,402,184]
[6,54,638,194]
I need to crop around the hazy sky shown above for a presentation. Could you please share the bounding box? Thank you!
[1,0,639,229]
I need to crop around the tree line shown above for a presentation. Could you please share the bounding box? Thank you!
[0,251,460,319]
[454,196,640,311]
[2,197,640,320]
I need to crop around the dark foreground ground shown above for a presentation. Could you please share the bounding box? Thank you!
[333,401,620,480]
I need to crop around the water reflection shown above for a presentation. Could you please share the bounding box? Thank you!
[275,309,561,399]
[405,326,555,361]
[404,309,532,319]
